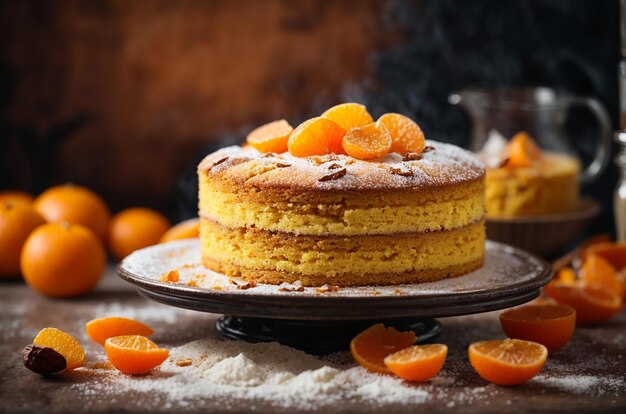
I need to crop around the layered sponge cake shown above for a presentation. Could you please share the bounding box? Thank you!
[198,142,486,287]
[480,132,580,218]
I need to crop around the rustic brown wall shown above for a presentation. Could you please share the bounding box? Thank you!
[0,0,392,211]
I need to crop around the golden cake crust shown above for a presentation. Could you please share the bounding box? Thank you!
[198,141,485,195]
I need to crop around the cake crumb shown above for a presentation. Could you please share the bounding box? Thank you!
[160,270,180,283]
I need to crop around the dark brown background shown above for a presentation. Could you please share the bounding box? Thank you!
[0,0,621,236]
[0,0,394,211]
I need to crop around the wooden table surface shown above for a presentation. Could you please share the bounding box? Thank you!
[1,268,624,414]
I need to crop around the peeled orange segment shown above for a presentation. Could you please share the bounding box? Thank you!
[581,242,626,271]
[506,131,543,168]
[105,335,169,374]
[377,113,425,155]
[321,103,374,132]
[580,254,624,298]
[499,304,576,354]
[288,117,347,157]
[33,327,86,370]
[544,281,623,326]
[342,121,393,160]
[350,323,416,374]
[468,339,547,386]
[246,119,293,153]
[86,317,155,346]
[384,344,447,382]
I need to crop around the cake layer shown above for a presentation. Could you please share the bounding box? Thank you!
[199,178,484,235]
[485,153,580,217]
[200,218,485,286]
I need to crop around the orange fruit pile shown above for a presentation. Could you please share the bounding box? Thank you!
[0,201,45,278]
[468,339,547,386]
[246,103,427,160]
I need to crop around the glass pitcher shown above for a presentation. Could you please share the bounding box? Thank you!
[448,86,612,185]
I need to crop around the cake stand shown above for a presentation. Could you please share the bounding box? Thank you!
[117,239,552,354]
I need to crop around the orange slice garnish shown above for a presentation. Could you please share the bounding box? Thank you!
[321,103,373,132]
[288,117,346,157]
[246,119,293,153]
[377,113,425,155]
[342,121,392,160]
[33,327,85,370]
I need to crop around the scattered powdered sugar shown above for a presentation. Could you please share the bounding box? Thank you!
[531,374,625,396]
[121,239,546,299]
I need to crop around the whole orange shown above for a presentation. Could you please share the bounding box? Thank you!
[34,184,111,240]
[108,208,171,260]
[0,202,46,277]
[21,222,106,297]
[0,190,35,207]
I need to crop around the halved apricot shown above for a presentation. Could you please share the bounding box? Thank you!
[105,335,169,374]
[384,344,447,382]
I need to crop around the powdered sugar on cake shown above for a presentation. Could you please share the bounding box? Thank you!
[198,140,485,192]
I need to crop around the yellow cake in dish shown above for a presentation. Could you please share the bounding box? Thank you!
[198,142,486,286]
[481,132,580,218]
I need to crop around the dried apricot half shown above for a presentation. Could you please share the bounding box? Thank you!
[384,344,447,382]
[288,117,346,157]
[86,317,155,346]
[342,121,392,160]
[246,119,293,153]
[499,304,576,354]
[105,335,169,374]
[468,339,547,385]
[350,323,416,374]
[33,327,85,370]
[321,103,373,131]
[377,113,425,155]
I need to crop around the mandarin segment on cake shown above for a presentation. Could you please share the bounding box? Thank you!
[198,103,486,287]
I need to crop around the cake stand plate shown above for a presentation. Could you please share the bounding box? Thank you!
[118,239,551,353]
